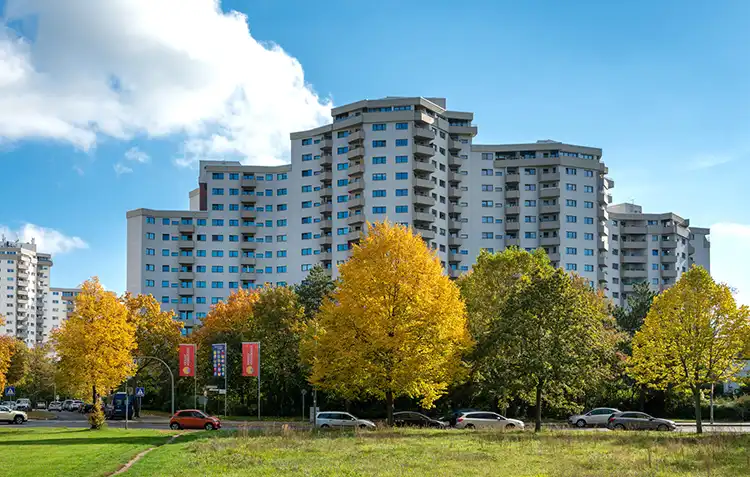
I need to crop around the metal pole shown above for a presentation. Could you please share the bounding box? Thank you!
[302,391,305,422]
[136,356,175,416]
[257,342,261,421]
[710,383,715,425]
[125,377,129,430]
[194,375,197,409]
[313,389,317,427]
[224,343,227,418]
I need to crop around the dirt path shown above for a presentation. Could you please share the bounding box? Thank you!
[109,433,183,475]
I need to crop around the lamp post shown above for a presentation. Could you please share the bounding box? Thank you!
[135,356,175,415]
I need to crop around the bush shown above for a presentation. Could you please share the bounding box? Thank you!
[88,401,106,430]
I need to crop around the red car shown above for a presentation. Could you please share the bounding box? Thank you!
[169,409,221,430]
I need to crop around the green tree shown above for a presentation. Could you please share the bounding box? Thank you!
[614,281,657,336]
[302,222,472,425]
[294,265,336,319]
[6,340,29,386]
[461,248,620,432]
[23,343,56,402]
[629,266,750,433]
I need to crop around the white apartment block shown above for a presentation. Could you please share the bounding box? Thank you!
[127,96,619,334]
[0,239,79,347]
[607,202,710,306]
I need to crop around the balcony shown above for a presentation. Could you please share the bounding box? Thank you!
[319,138,333,150]
[319,187,333,198]
[597,190,608,204]
[348,214,366,226]
[347,180,364,193]
[413,194,436,207]
[346,230,362,242]
[621,240,647,249]
[448,203,464,214]
[320,170,333,182]
[17,279,28,287]
[448,124,478,135]
[547,252,561,262]
[414,111,435,124]
[622,270,647,279]
[241,211,256,221]
[661,269,678,278]
[347,147,364,160]
[661,239,678,248]
[319,219,333,229]
[348,163,364,176]
[413,144,436,157]
[319,153,333,166]
[178,224,195,233]
[505,237,520,248]
[621,254,647,264]
[178,240,195,249]
[540,171,560,182]
[539,187,561,198]
[539,220,561,230]
[240,242,256,250]
[505,172,520,183]
[321,235,333,245]
[241,256,257,267]
[178,271,194,281]
[348,197,365,209]
[505,206,520,215]
[320,203,333,213]
[241,177,256,188]
[448,219,463,230]
[540,204,560,215]
[17,298,28,305]
[449,269,462,279]
[622,226,648,235]
[648,225,677,235]
[413,178,435,190]
[448,172,463,183]
[446,187,461,199]
[318,251,332,262]
[505,221,520,232]
[178,303,195,312]
[598,223,608,236]
[661,254,678,263]
[178,288,194,296]
[448,236,463,247]
[416,228,436,240]
[448,156,463,167]
[448,138,462,151]
[347,130,365,143]
[597,255,608,267]
[413,212,435,223]
[240,272,255,281]
[240,224,258,234]
[540,236,560,246]
[505,189,520,200]
[413,127,435,140]
[178,255,195,265]
[17,272,29,280]
[413,160,435,173]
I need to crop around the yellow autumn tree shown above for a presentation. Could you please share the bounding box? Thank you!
[52,278,137,416]
[302,221,473,425]
[0,315,15,393]
[629,266,750,433]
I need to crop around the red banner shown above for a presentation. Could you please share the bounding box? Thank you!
[179,344,196,377]
[242,342,260,377]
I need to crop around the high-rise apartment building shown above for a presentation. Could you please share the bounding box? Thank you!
[127,96,617,333]
[0,239,79,346]
[606,202,710,306]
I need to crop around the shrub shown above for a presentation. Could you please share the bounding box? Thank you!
[88,401,106,430]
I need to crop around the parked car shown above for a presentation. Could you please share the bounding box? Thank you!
[568,407,621,428]
[607,412,676,431]
[80,403,95,414]
[455,411,525,430]
[0,405,27,424]
[315,412,376,430]
[62,400,74,411]
[15,399,31,412]
[69,400,83,412]
[440,409,479,428]
[48,401,63,412]
[36,402,46,410]
[393,411,447,428]
[169,410,221,430]
[106,393,134,420]
[1,401,15,410]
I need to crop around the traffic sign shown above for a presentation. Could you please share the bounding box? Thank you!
[4,386,14,397]
[218,389,227,395]
[135,387,145,398]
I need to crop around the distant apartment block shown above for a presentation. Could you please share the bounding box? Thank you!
[606,202,710,306]
[127,96,618,333]
[0,239,80,347]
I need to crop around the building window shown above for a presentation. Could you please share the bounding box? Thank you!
[525,232,537,239]
[584,170,594,177]
[565,263,577,271]
[395,205,408,213]
[395,139,408,147]
[584,233,594,240]
[395,172,408,180]
[372,173,386,181]
[481,200,494,207]
[372,206,386,214]
[584,217,594,224]
[373,190,386,198]
[566,231,577,239]
[566,199,577,207]
[566,167,577,175]
[584,185,594,193]
[481,169,493,176]
[337,146,349,154]
[211,188,224,195]
[481,232,494,239]
[566,215,577,223]
[524,184,536,191]
[212,173,224,180]
[584,201,593,209]
[524,216,536,223]
[566,183,577,191]
[372,140,386,148]
[372,123,386,131]
[395,155,408,163]
[395,189,408,197]
[395,123,408,130]
[584,265,594,272]
[301,138,312,145]
[337,163,349,171]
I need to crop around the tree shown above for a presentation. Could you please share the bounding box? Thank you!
[629,266,750,433]
[294,265,336,319]
[6,340,29,386]
[461,248,620,432]
[23,344,56,402]
[52,278,137,422]
[0,315,16,393]
[302,221,472,425]
[614,282,657,336]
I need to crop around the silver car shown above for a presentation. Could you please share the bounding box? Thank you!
[315,412,376,430]
[455,411,525,430]
[607,412,676,431]
[568,407,620,428]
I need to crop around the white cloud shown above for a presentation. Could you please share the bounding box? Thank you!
[0,0,332,166]
[113,163,133,175]
[688,154,736,170]
[0,223,88,255]
[709,223,750,306]
[124,146,149,163]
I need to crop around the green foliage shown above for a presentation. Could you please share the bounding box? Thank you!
[6,339,29,386]
[294,265,336,319]
[88,400,106,430]
[614,281,656,337]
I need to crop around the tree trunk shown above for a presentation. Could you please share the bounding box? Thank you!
[693,386,703,434]
[638,385,646,412]
[535,381,543,433]
[386,390,394,427]
[92,385,97,405]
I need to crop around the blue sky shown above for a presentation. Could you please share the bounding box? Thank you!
[1,0,749,302]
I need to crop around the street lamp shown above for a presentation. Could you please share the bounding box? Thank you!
[134,356,175,416]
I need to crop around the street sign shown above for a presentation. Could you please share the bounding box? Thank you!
[301,389,307,396]
[135,387,145,398]
[218,389,227,395]
[4,386,14,397]
[205,385,218,390]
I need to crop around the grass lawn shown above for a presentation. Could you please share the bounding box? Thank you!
[125,428,750,476]
[27,410,57,420]
[0,427,175,477]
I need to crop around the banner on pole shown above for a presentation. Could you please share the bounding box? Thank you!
[212,343,226,377]
[241,342,260,377]
[178,344,196,377]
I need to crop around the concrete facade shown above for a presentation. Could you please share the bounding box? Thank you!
[0,239,79,346]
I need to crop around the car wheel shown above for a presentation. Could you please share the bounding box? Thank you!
[576,419,586,428]
[465,424,475,430]
[204,423,214,431]
[358,424,368,429]
[320,424,330,429]
[505,423,515,430]
[13,415,23,425]
[657,424,669,431]
[170,422,181,430]
[614,424,625,431]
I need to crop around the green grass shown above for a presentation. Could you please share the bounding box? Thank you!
[125,428,750,476]
[0,427,175,477]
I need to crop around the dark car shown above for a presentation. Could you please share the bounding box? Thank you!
[393,412,448,429]
[440,409,479,428]
[80,403,95,414]
[607,412,676,431]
